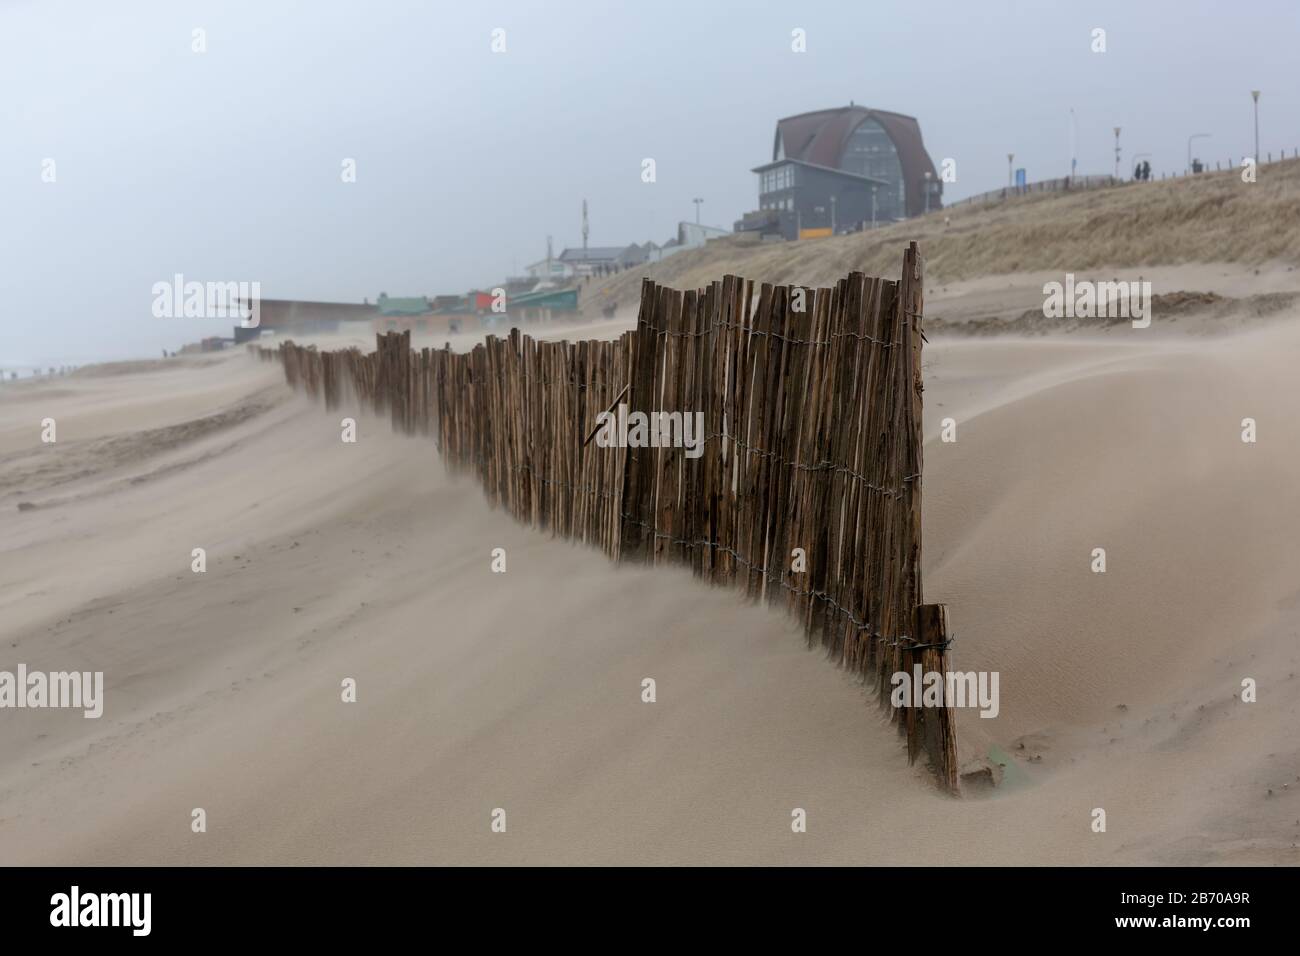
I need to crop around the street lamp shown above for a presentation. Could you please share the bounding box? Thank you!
[1068,108,1077,179]
[870,185,878,229]
[1113,127,1122,179]
[1251,91,1260,163]
[923,170,932,214]
[1007,153,1014,188]
[1187,133,1211,173]
[692,197,703,224]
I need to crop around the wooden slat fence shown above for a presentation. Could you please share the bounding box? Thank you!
[259,242,958,791]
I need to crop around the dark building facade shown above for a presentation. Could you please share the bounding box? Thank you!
[747,159,890,239]
[736,105,942,240]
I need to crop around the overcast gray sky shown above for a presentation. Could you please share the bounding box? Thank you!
[2,0,1296,365]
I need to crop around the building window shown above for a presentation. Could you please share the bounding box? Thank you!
[761,166,798,196]
[841,119,905,218]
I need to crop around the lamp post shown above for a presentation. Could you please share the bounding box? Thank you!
[1186,133,1211,173]
[1251,90,1260,163]
[870,185,877,229]
[1007,153,1014,189]
[923,170,932,214]
[1069,107,1077,179]
[692,197,703,224]
[1113,127,1121,179]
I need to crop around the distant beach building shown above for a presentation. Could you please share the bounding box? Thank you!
[735,104,942,240]
[647,222,731,263]
[559,246,627,276]
[558,243,661,276]
[525,257,575,281]
[615,242,654,268]
[507,286,581,323]
[374,293,467,334]
[233,298,377,343]
[376,293,431,317]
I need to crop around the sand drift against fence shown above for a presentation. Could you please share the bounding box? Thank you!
[262,242,959,792]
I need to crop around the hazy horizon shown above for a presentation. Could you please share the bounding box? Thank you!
[3,0,1296,365]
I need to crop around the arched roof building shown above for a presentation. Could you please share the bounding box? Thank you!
[772,106,940,219]
[736,105,941,240]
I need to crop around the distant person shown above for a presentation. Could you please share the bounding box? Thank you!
[1143,160,1151,181]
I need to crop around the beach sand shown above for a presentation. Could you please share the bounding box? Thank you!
[1,293,1298,865]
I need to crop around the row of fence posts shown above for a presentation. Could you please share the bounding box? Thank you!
[259,241,959,792]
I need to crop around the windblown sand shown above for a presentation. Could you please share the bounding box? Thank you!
[1,298,1298,865]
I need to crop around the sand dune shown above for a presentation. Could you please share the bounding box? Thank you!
[1,306,1297,865]
[589,157,1300,312]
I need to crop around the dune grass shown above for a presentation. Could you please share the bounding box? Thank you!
[592,157,1300,303]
